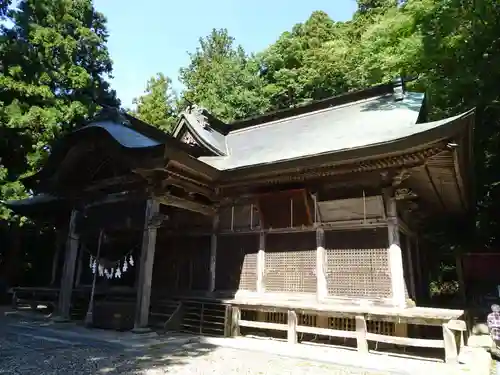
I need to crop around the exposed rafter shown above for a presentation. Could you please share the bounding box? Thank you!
[424,164,447,211]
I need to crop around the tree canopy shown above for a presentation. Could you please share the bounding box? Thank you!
[130,73,178,133]
[0,0,118,220]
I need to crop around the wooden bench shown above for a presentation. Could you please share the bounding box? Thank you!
[10,287,60,312]
[227,299,466,364]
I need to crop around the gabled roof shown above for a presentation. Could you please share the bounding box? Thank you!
[199,92,427,171]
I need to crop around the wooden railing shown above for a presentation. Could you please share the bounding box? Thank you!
[230,305,467,364]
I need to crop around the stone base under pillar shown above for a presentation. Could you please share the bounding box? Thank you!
[131,326,152,334]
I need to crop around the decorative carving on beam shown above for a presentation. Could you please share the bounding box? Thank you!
[395,188,418,201]
[186,104,210,129]
[180,131,198,146]
[154,193,216,217]
[220,145,448,189]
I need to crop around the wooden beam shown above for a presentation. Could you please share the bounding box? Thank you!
[56,209,79,321]
[154,193,216,216]
[83,174,143,193]
[133,199,160,331]
[162,176,215,199]
[452,147,467,211]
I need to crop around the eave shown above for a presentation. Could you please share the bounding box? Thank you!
[218,110,475,186]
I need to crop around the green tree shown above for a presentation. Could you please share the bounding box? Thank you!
[0,0,118,220]
[179,28,269,122]
[131,73,178,133]
[259,11,352,109]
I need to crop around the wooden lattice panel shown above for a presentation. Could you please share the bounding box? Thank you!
[265,233,316,293]
[326,248,391,298]
[266,311,287,324]
[367,320,395,336]
[325,229,391,299]
[239,251,257,291]
[299,313,317,327]
[215,234,258,291]
[329,317,356,331]
[329,317,395,336]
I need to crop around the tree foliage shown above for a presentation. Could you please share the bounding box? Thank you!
[179,28,269,122]
[0,0,118,220]
[131,73,178,133]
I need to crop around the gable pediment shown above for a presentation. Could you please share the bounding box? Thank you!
[179,128,200,147]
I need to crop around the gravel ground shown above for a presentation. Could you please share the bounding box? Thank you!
[0,320,397,375]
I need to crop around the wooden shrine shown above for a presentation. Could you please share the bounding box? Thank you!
[5,79,474,362]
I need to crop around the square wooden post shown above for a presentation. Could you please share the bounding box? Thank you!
[257,231,266,293]
[316,227,327,301]
[355,315,368,352]
[383,188,406,308]
[56,209,79,321]
[133,199,160,331]
[287,310,298,344]
[231,306,241,336]
[209,214,219,293]
[256,231,266,321]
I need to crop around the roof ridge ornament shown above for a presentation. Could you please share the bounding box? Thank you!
[187,103,211,130]
[393,76,405,102]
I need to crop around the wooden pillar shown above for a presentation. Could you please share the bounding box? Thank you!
[316,227,327,301]
[287,310,298,344]
[133,199,160,331]
[405,234,416,300]
[413,235,422,299]
[209,214,219,293]
[257,231,266,293]
[355,315,368,352]
[384,189,406,308]
[75,244,84,288]
[56,209,79,321]
[50,229,65,286]
[231,306,241,336]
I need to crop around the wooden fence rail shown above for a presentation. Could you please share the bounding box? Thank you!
[230,306,467,364]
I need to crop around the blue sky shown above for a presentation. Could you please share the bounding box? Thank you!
[93,0,358,108]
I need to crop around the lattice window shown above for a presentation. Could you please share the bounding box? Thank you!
[265,232,316,293]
